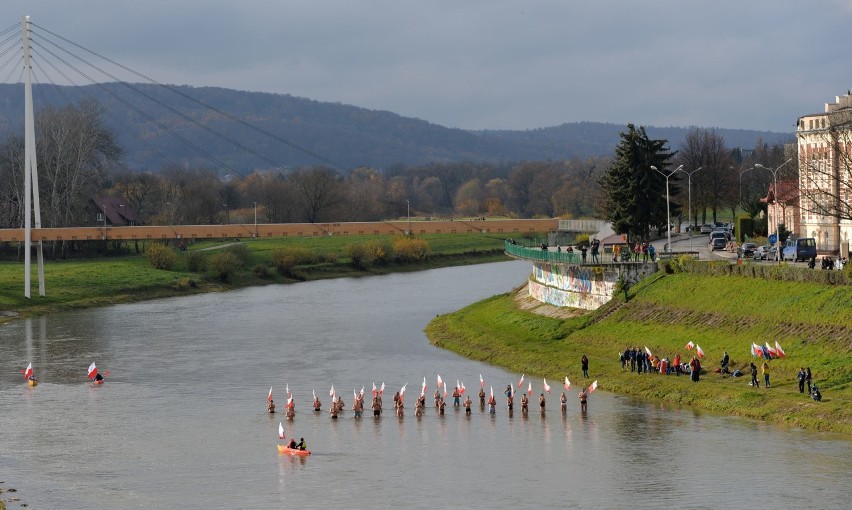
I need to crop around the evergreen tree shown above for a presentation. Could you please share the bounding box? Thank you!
[598,124,677,241]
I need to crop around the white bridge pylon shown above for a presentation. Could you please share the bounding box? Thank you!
[23,15,45,298]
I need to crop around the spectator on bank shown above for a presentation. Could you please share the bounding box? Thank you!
[580,245,588,264]
[750,362,759,388]
[762,362,771,388]
[797,367,807,393]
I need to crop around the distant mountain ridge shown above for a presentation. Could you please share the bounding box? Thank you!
[0,83,793,173]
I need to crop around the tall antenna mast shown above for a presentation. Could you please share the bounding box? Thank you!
[22,15,45,298]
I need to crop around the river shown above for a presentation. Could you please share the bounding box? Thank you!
[0,260,849,509]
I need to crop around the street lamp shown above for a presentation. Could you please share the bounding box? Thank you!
[406,199,411,235]
[223,204,229,224]
[676,166,701,251]
[651,164,683,253]
[253,202,258,238]
[754,158,794,261]
[738,166,754,215]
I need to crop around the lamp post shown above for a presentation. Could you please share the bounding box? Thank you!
[651,164,683,253]
[738,166,754,215]
[754,158,793,261]
[253,202,258,238]
[676,166,701,251]
[223,204,229,224]
[406,199,411,235]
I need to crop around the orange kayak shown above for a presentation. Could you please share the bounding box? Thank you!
[27,379,38,387]
[277,445,311,456]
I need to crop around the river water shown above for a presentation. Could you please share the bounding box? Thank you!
[0,260,849,509]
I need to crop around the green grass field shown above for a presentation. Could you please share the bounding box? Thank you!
[426,271,852,434]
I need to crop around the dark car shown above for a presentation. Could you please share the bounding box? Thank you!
[709,237,727,251]
[741,242,758,257]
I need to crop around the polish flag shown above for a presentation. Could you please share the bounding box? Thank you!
[87,362,98,380]
[589,380,598,393]
[774,341,786,358]
[645,346,653,357]
[479,374,485,388]
[354,387,358,400]
[278,422,285,440]
[329,384,335,398]
[527,381,532,396]
[685,341,694,350]
[421,377,427,397]
[287,395,293,408]
[765,342,778,358]
[518,374,525,389]
[490,385,494,398]
[437,374,443,388]
[312,389,317,401]
[267,386,273,402]
[460,382,466,394]
[443,383,448,398]
[564,377,571,391]
[286,384,291,399]
[543,378,551,394]
[379,382,385,395]
[400,383,407,399]
[696,345,705,358]
[360,386,365,398]
[752,343,763,357]
[371,382,377,397]
[22,363,33,379]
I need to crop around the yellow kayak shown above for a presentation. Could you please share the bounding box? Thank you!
[27,379,38,387]
[277,444,311,456]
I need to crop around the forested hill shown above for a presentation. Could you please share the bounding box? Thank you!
[0,83,791,173]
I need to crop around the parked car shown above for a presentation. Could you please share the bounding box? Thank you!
[709,231,728,243]
[709,237,727,251]
[700,224,713,234]
[782,237,817,262]
[741,242,758,257]
[752,245,770,260]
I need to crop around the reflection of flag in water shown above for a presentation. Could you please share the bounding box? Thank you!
[278,422,285,440]
[696,345,705,358]
[589,380,598,393]
[22,363,33,379]
[775,341,786,358]
[685,341,694,350]
[268,387,273,402]
[564,377,571,391]
[87,362,99,380]
[543,378,551,394]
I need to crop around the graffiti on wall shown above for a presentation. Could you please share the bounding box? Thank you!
[528,262,620,310]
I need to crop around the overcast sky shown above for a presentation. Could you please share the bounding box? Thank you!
[3,1,851,133]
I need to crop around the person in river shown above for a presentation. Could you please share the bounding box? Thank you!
[438,397,446,415]
[393,391,401,410]
[463,395,472,415]
[285,401,295,419]
[335,396,345,413]
[372,396,382,417]
[415,397,424,417]
[520,393,529,414]
[539,393,546,413]
[478,387,486,407]
[417,393,426,410]
[313,395,322,411]
[452,386,461,407]
[487,393,497,414]
[396,395,405,417]
[353,396,363,418]
[507,392,514,411]
[434,388,441,408]
[560,392,567,412]
[267,399,276,414]
[579,387,588,411]
[750,362,759,388]
[329,402,338,419]
[297,438,307,451]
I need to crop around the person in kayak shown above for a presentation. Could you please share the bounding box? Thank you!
[288,438,297,449]
[94,373,104,383]
[267,399,276,414]
[297,438,307,451]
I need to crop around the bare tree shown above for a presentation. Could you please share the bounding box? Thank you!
[290,166,345,223]
[676,128,734,225]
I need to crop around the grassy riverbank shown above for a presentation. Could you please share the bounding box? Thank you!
[0,233,514,323]
[425,272,852,434]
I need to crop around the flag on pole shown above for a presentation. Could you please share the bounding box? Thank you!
[490,385,494,398]
[527,381,532,396]
[696,345,705,358]
[543,378,551,394]
[479,374,485,388]
[87,362,98,380]
[564,377,571,391]
[460,381,466,394]
[589,380,598,393]
[421,377,427,397]
[278,422,285,440]
[379,382,385,395]
[774,341,786,358]
[330,384,335,397]
[443,382,448,398]
[765,342,778,358]
[518,374,525,389]
[371,382,377,397]
[400,383,407,399]
[685,341,694,350]
[360,386,365,398]
[437,374,443,388]
[313,389,317,401]
[22,363,33,379]
[751,343,763,357]
[268,386,273,402]
[645,346,652,357]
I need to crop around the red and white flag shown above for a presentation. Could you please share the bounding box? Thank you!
[460,381,466,394]
[518,374,525,389]
[479,374,485,388]
[287,394,293,407]
[696,345,705,358]
[379,382,385,395]
[685,341,694,350]
[774,341,786,358]
[489,385,494,398]
[278,422,285,440]
[645,346,653,357]
[437,374,443,388]
[313,389,317,401]
[752,343,763,357]
[286,384,291,399]
[765,342,778,358]
[564,377,571,391]
[329,384,335,398]
[371,382,377,397]
[87,362,98,380]
[421,377,427,397]
[527,381,532,396]
[267,386,273,402]
[400,383,407,399]
[443,383,448,398]
[22,363,33,379]
[543,378,551,394]
[360,386,365,398]
[589,380,598,393]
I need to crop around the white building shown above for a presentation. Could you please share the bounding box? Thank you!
[796,91,852,256]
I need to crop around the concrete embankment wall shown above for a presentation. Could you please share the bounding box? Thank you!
[527,261,657,310]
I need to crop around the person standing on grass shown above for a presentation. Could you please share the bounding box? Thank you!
[581,354,589,378]
[797,368,806,393]
[750,362,759,388]
[762,362,771,388]
[806,367,812,393]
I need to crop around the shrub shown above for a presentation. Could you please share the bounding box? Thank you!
[271,246,317,276]
[393,236,430,263]
[209,251,242,282]
[186,251,206,272]
[574,233,590,247]
[224,243,252,266]
[174,277,198,290]
[345,242,375,270]
[366,240,392,265]
[253,264,271,278]
[147,243,177,270]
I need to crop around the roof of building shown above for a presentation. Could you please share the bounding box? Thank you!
[760,178,799,204]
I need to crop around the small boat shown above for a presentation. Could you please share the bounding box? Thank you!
[27,379,38,387]
[277,444,311,456]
